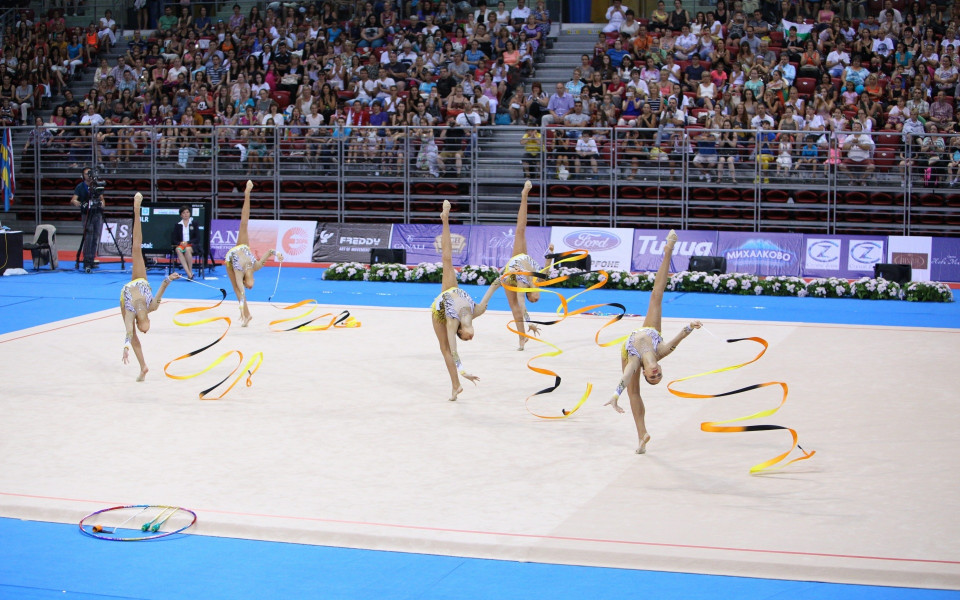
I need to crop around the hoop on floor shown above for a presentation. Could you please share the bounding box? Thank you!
[667,336,816,474]
[79,504,197,541]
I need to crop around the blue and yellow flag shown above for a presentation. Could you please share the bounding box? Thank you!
[0,128,14,212]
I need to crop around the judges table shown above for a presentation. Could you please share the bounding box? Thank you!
[0,230,24,274]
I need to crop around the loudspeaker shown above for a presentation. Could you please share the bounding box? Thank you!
[688,255,727,275]
[874,263,911,284]
[556,253,591,272]
[370,248,407,265]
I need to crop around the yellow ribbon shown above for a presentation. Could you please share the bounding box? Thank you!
[667,336,815,474]
[268,300,361,332]
[163,290,264,400]
[501,249,630,419]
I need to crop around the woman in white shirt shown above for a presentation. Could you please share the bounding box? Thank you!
[251,72,270,97]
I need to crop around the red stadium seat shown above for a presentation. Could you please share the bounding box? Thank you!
[271,91,291,109]
[795,77,817,98]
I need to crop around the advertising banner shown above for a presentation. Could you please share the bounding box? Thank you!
[209,219,317,262]
[466,225,552,268]
[549,226,634,271]
[887,236,932,282]
[312,223,394,263]
[98,219,133,257]
[931,237,960,282]
[391,224,471,266]
[631,229,719,272]
[717,231,803,277]
[801,235,886,279]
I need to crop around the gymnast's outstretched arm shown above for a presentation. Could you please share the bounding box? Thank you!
[473,278,501,318]
[147,274,179,312]
[253,248,281,272]
[656,320,702,360]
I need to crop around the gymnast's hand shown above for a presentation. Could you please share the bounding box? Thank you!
[527,323,541,336]
[168,273,181,281]
[689,320,702,330]
[245,180,254,193]
[604,396,625,414]
[461,372,480,385]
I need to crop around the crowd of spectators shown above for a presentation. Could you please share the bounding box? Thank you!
[5,0,960,184]
[9,0,555,177]
[541,0,960,184]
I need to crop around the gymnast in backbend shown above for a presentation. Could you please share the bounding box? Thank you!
[121,192,179,381]
[500,179,555,350]
[224,180,282,327]
[605,230,702,454]
[431,199,502,401]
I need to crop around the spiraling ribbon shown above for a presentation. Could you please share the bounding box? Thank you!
[267,262,362,332]
[666,336,816,474]
[163,286,264,400]
[501,249,631,419]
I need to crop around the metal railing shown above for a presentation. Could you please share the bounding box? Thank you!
[9,124,959,236]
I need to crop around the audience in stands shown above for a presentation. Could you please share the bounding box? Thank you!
[3,0,959,182]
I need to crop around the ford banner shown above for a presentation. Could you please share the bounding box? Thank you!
[631,229,719,272]
[391,224,471,266]
[802,235,886,279]
[717,232,803,277]
[550,226,635,271]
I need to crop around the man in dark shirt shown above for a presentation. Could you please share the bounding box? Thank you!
[436,66,457,98]
[69,167,104,270]
[273,42,292,71]
[59,89,80,113]
[683,55,706,92]
[384,52,409,80]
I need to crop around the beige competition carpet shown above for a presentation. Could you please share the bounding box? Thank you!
[1,299,958,589]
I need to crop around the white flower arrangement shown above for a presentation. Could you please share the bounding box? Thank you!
[851,277,903,300]
[904,281,954,302]
[367,263,409,282]
[805,277,850,299]
[322,261,369,281]
[321,263,952,302]
[459,265,502,285]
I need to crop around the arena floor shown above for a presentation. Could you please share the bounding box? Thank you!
[1,265,959,599]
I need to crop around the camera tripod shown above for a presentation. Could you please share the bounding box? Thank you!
[75,202,124,273]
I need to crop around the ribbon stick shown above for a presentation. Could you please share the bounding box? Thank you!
[501,249,631,419]
[667,336,815,474]
[163,288,264,400]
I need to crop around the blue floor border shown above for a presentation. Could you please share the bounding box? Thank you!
[1,518,957,600]
[2,268,959,599]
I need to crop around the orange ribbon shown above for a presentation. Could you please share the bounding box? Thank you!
[501,250,630,419]
[667,336,815,474]
[163,290,263,400]
[268,300,361,332]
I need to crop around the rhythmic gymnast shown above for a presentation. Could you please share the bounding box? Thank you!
[121,192,179,381]
[225,180,283,327]
[432,199,501,401]
[605,230,702,454]
[501,179,555,350]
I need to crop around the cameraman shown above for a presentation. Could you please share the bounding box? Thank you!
[70,167,105,271]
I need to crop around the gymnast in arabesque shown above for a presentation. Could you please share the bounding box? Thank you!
[605,230,702,454]
[431,199,502,401]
